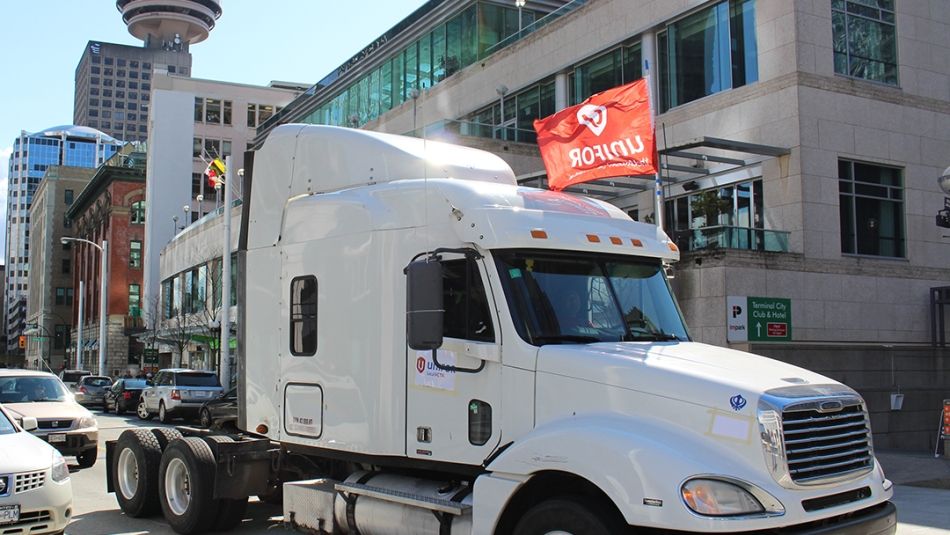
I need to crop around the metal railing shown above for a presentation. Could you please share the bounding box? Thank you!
[672,226,790,253]
[405,119,538,143]
[484,0,589,57]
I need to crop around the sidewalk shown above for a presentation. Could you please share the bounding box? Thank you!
[877,450,950,534]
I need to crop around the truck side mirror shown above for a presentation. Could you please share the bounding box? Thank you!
[406,259,444,350]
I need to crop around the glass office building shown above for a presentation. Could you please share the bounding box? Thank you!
[5,125,120,354]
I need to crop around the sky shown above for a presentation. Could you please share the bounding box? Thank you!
[0,0,429,258]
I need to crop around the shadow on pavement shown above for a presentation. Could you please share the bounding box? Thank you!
[66,501,285,534]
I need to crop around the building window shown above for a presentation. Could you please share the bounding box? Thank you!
[129,284,141,317]
[54,324,68,350]
[832,0,897,84]
[839,159,904,257]
[290,276,318,355]
[131,201,145,224]
[56,287,66,305]
[62,258,70,274]
[223,100,232,125]
[67,288,74,305]
[65,189,74,205]
[130,240,142,268]
[63,215,72,229]
[205,99,222,123]
[658,0,758,111]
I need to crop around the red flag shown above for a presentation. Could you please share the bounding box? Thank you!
[533,79,657,191]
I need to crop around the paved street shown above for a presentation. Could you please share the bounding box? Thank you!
[63,410,950,534]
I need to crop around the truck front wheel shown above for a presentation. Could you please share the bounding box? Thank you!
[159,437,220,534]
[514,497,626,535]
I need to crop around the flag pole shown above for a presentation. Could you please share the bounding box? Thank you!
[645,73,664,233]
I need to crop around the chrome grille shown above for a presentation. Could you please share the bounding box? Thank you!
[37,419,73,429]
[782,403,873,484]
[14,470,46,493]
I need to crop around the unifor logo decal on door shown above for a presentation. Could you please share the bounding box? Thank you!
[414,350,456,391]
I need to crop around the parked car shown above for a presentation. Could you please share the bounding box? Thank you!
[198,387,238,429]
[73,375,112,408]
[57,369,90,391]
[138,369,223,424]
[103,379,148,415]
[0,370,99,468]
[0,404,72,534]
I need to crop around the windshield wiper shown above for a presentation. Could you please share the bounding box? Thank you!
[531,334,602,345]
[623,332,682,342]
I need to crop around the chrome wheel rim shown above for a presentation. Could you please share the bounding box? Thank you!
[117,448,139,500]
[137,401,148,418]
[164,457,191,516]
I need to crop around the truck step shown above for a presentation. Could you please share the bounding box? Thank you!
[335,482,471,515]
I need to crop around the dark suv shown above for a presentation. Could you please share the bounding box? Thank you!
[137,369,223,423]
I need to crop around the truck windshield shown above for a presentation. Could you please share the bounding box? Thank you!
[494,250,689,345]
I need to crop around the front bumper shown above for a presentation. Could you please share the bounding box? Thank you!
[37,429,98,456]
[659,501,896,535]
[0,472,72,534]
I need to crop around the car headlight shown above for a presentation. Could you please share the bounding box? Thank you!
[51,450,70,482]
[78,416,97,429]
[682,479,764,516]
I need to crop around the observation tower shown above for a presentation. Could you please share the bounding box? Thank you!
[116,0,222,50]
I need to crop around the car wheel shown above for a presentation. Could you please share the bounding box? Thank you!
[77,448,97,468]
[158,401,170,424]
[513,497,625,535]
[159,437,221,534]
[204,436,249,531]
[199,408,212,429]
[113,429,163,517]
[137,399,153,420]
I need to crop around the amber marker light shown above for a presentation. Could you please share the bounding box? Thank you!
[668,242,679,252]
[530,229,548,239]
[586,234,601,243]
[631,238,644,247]
[256,424,269,434]
[609,236,622,245]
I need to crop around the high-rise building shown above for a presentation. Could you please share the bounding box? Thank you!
[73,1,222,142]
[5,125,122,355]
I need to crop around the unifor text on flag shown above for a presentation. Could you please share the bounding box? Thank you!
[533,78,657,191]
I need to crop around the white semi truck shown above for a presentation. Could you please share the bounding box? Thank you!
[107,125,896,534]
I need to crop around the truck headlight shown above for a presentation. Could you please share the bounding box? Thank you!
[758,407,785,483]
[79,416,97,429]
[51,450,70,482]
[681,479,764,516]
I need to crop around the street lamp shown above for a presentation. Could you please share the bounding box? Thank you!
[61,237,109,376]
[515,0,526,38]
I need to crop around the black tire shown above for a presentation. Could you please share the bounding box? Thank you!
[77,448,97,468]
[113,429,163,518]
[513,497,625,535]
[137,399,153,420]
[202,436,249,531]
[199,408,212,429]
[158,401,171,424]
[115,399,124,415]
[158,437,221,534]
[151,428,184,451]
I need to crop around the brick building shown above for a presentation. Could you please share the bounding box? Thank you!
[66,146,147,376]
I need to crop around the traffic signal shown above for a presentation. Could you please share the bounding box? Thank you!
[18,335,25,349]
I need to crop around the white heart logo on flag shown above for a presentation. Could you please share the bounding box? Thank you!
[577,104,608,136]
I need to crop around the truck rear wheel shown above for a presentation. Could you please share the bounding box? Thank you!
[151,428,183,451]
[113,429,163,517]
[159,437,220,534]
[513,497,625,535]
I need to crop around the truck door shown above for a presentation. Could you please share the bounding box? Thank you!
[406,254,503,465]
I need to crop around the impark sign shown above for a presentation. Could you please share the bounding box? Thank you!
[726,296,792,343]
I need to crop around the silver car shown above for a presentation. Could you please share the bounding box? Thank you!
[73,375,113,408]
[137,369,222,424]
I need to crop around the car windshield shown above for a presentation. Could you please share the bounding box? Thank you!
[176,373,220,387]
[61,371,89,383]
[0,410,16,435]
[494,250,690,345]
[125,379,147,389]
[83,376,112,387]
[0,376,71,402]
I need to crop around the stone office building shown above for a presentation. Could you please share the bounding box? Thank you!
[254,0,949,450]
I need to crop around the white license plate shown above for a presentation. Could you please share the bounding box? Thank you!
[193,391,210,398]
[0,505,19,525]
[49,433,67,443]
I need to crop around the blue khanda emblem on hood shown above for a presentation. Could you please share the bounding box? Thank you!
[730,394,747,412]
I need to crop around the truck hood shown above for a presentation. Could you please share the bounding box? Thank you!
[4,402,94,421]
[0,432,55,472]
[537,341,838,411]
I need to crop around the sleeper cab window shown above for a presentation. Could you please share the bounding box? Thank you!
[290,276,318,356]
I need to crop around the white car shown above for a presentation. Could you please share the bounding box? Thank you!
[0,370,99,468]
[0,404,73,534]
